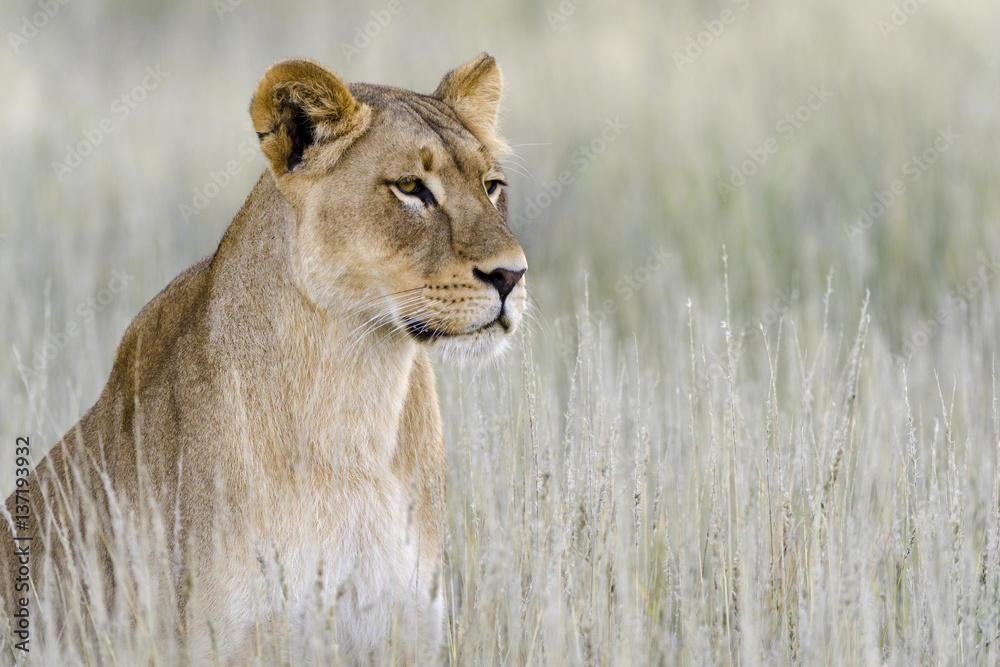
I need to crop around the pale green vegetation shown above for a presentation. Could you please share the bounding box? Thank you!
[2,0,1000,664]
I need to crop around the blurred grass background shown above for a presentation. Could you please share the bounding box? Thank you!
[2,0,1000,663]
[2,0,998,439]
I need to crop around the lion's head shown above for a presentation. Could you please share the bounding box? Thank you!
[249,54,527,361]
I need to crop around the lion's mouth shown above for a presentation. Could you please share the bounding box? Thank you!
[403,313,511,343]
[403,317,444,342]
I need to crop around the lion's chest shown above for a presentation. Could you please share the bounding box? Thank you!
[258,471,435,657]
[202,343,442,659]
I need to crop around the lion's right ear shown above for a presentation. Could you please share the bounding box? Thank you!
[250,59,370,176]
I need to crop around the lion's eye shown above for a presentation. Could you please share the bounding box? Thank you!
[397,178,424,195]
[392,177,437,207]
[485,179,504,196]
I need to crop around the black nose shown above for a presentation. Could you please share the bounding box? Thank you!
[473,266,525,302]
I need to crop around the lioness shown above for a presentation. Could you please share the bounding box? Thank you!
[1,53,526,664]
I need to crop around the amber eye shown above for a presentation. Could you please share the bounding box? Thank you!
[398,179,421,194]
[393,177,437,206]
[485,179,504,195]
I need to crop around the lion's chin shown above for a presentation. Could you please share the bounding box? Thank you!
[431,323,515,367]
[399,310,521,366]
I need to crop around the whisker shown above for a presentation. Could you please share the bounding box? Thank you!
[342,293,426,335]
[344,314,391,350]
[352,287,423,311]
[344,298,434,355]
[500,164,533,180]
[498,158,532,177]
[499,153,531,169]
[343,314,397,358]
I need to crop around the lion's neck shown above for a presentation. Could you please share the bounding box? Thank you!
[209,171,420,475]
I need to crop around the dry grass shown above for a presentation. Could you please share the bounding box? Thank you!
[2,0,1000,663]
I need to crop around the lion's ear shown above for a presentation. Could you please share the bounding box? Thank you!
[433,53,507,155]
[250,59,369,175]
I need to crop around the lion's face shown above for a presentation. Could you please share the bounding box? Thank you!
[250,56,527,360]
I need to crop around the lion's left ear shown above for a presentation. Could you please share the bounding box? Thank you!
[433,53,507,155]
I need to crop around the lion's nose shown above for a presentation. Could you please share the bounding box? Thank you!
[472,266,525,302]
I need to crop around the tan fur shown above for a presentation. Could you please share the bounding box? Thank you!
[433,55,508,157]
[1,53,526,665]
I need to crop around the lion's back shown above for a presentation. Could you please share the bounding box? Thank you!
[0,254,218,627]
